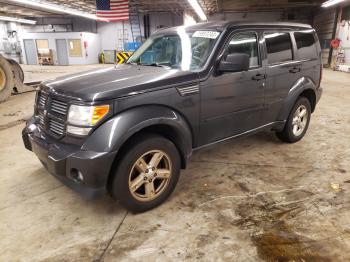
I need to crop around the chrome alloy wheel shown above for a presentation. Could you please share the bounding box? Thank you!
[0,67,6,92]
[292,105,308,137]
[128,150,172,202]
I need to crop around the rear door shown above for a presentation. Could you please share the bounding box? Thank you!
[263,31,302,123]
[294,30,322,87]
[199,30,266,145]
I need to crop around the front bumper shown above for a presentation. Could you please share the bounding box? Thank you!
[22,118,116,198]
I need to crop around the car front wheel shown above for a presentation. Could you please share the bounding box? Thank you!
[110,134,181,213]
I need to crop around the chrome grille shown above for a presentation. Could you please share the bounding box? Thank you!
[51,99,68,115]
[49,119,65,136]
[35,89,68,137]
[38,92,48,107]
[37,114,45,126]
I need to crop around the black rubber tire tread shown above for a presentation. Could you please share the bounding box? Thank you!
[276,97,311,143]
[110,133,181,213]
[7,59,24,82]
[0,56,14,102]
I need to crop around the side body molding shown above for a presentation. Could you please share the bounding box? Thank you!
[82,105,193,163]
[277,76,317,121]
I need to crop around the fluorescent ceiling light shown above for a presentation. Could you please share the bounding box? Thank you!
[322,0,345,8]
[8,0,98,20]
[187,0,207,21]
[0,15,36,24]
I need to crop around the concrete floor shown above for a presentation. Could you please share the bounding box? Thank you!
[0,66,349,261]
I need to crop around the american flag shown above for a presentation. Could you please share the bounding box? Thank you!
[96,0,129,22]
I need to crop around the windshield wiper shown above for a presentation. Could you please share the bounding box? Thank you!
[141,62,172,68]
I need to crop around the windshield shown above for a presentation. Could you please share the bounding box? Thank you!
[127,27,221,71]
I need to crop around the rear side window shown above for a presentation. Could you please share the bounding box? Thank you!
[264,32,293,64]
[294,31,318,59]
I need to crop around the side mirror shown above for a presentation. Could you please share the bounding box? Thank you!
[218,53,250,73]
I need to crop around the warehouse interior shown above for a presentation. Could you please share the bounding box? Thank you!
[1,0,350,261]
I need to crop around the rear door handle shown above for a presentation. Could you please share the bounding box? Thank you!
[252,74,266,81]
[289,67,301,73]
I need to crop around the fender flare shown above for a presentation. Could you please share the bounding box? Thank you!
[277,77,317,121]
[82,105,193,166]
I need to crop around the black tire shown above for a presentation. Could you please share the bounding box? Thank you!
[8,59,24,93]
[0,56,14,102]
[276,97,311,143]
[7,59,24,82]
[110,133,181,213]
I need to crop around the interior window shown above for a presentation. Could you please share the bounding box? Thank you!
[223,32,259,68]
[294,31,318,59]
[265,32,293,64]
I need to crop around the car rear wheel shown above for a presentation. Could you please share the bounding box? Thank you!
[110,134,181,213]
[276,97,311,143]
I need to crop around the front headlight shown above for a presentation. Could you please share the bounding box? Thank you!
[67,104,109,135]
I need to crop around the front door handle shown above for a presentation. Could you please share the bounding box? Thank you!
[289,67,301,74]
[252,73,266,81]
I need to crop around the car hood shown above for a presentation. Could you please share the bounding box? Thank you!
[42,64,198,101]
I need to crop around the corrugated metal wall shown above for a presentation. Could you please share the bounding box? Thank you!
[313,8,337,66]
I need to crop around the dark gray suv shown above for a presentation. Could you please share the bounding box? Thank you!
[23,21,323,212]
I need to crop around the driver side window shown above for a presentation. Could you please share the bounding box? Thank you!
[223,32,259,68]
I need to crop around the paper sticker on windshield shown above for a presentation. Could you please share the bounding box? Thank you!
[192,31,220,39]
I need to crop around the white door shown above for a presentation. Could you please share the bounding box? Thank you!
[56,39,69,65]
[23,39,37,65]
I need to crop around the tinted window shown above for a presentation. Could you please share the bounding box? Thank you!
[265,32,293,64]
[224,32,259,68]
[294,31,318,59]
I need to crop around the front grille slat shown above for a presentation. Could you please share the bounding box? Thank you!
[49,119,65,136]
[51,99,68,115]
[37,114,44,126]
[38,92,48,107]
[35,90,68,137]
[52,104,66,109]
[50,122,64,128]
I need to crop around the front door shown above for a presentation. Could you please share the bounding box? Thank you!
[199,31,266,145]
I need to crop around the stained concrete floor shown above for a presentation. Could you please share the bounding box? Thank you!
[0,66,349,261]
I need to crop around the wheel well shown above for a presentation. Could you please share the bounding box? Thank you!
[106,124,189,192]
[139,125,189,168]
[300,89,316,113]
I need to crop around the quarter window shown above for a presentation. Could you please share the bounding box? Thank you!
[294,31,318,59]
[223,32,259,68]
[265,32,293,64]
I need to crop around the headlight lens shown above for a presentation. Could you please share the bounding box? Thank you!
[67,125,92,136]
[68,104,110,126]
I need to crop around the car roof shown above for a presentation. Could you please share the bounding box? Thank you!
[155,21,312,34]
